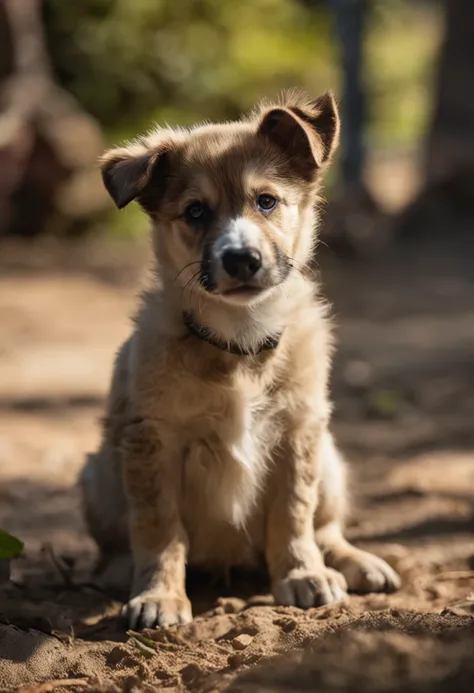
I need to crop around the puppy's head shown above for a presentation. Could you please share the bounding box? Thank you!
[101,92,339,306]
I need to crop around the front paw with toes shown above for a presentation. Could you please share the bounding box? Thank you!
[273,567,347,608]
[123,591,192,630]
[335,550,401,594]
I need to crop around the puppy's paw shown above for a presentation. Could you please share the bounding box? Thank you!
[337,550,401,594]
[273,567,347,609]
[123,592,193,630]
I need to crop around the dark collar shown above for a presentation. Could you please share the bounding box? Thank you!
[183,310,281,356]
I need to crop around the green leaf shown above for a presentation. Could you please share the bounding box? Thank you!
[0,529,24,559]
[127,630,158,651]
[127,632,158,659]
[366,389,403,419]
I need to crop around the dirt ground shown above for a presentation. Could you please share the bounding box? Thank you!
[1,224,474,692]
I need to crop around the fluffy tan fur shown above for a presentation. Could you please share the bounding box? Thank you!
[80,91,400,630]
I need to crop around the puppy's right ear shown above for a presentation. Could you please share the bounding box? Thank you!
[100,143,170,210]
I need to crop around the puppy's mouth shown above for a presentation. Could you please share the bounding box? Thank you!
[199,269,290,301]
[222,285,263,297]
[199,265,266,299]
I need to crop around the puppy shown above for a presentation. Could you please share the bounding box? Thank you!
[80,91,400,630]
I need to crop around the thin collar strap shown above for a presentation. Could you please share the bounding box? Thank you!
[182,310,281,356]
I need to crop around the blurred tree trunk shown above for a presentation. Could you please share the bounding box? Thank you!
[0,0,108,239]
[400,0,474,236]
[426,0,474,188]
[319,0,389,258]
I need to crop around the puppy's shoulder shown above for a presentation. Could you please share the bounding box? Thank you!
[133,286,171,344]
[129,286,179,376]
[279,280,333,398]
[287,278,333,350]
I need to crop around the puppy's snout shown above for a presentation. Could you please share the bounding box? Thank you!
[221,248,262,281]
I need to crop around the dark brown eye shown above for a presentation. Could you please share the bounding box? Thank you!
[257,194,279,213]
[185,201,207,223]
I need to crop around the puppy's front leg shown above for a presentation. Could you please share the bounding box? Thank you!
[121,418,191,630]
[266,415,347,608]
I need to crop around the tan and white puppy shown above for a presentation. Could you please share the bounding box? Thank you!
[80,92,400,630]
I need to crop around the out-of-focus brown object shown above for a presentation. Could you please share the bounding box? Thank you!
[427,0,474,194]
[321,182,391,259]
[399,0,474,237]
[0,560,10,583]
[318,0,393,259]
[0,0,108,238]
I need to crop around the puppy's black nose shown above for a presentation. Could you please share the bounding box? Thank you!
[222,248,262,281]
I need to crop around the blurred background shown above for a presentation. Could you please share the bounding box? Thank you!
[1,0,474,661]
[0,0,448,243]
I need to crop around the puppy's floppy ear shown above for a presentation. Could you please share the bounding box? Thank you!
[258,91,340,179]
[100,142,170,210]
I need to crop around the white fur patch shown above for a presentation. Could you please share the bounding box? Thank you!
[182,398,267,530]
[214,217,262,255]
[227,407,263,527]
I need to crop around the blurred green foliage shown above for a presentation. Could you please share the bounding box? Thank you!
[366,3,441,148]
[0,528,23,560]
[43,0,440,235]
[44,0,439,144]
[44,0,336,138]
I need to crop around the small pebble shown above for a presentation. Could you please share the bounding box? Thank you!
[216,597,246,614]
[232,633,253,650]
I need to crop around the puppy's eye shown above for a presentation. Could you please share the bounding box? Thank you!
[257,194,279,213]
[185,201,207,223]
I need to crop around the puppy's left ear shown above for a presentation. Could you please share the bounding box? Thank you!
[258,91,340,179]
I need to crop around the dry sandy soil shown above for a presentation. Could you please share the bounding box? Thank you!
[0,230,474,693]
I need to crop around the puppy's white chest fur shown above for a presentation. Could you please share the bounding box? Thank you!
[179,385,271,529]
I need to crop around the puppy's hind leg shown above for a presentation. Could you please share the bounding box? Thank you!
[314,432,401,594]
[80,448,131,594]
